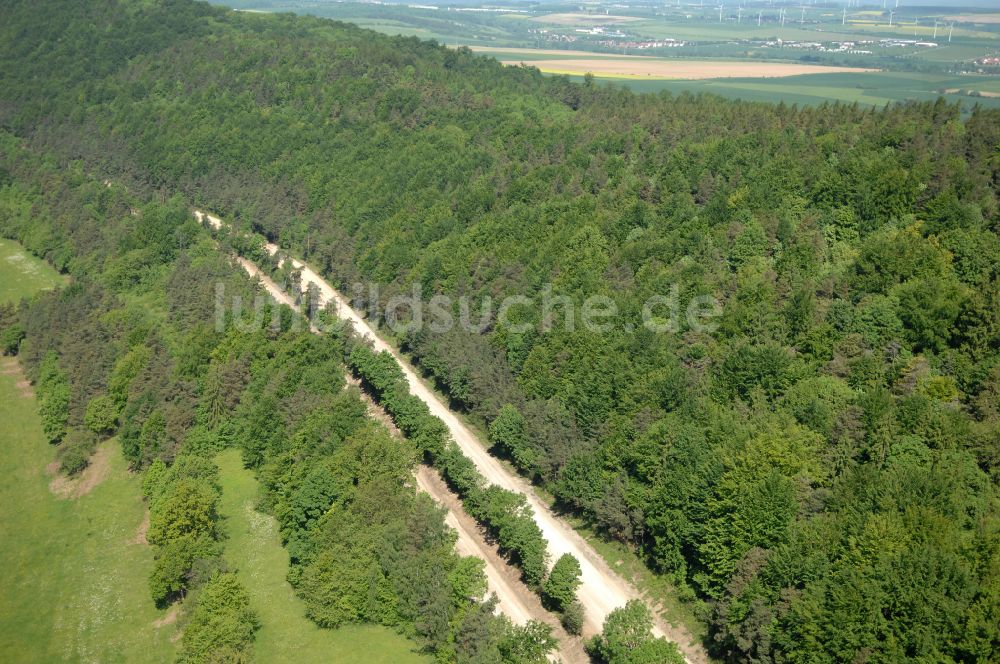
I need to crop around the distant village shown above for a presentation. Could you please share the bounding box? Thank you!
[759,37,939,54]
[528,25,946,56]
[529,26,686,50]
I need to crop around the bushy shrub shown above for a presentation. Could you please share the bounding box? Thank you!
[0,323,24,355]
[180,572,259,662]
[57,428,96,475]
[84,394,119,436]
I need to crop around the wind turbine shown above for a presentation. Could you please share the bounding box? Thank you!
[889,10,894,28]
[933,19,938,40]
[738,6,743,24]
[800,6,805,25]
[842,7,846,26]
[948,22,953,43]
[719,3,723,23]
[758,10,762,27]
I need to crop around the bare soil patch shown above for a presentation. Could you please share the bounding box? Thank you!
[15,379,33,398]
[0,358,33,397]
[943,87,1000,98]
[506,58,877,80]
[152,605,179,629]
[133,508,151,545]
[48,442,113,499]
[945,14,1000,24]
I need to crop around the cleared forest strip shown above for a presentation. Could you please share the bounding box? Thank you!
[195,210,708,664]
[198,214,571,656]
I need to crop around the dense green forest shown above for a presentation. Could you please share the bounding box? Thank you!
[0,138,564,662]
[2,0,999,662]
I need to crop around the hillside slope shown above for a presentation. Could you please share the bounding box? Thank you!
[2,1,999,661]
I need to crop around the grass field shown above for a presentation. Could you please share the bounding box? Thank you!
[222,1,1000,109]
[215,449,429,664]
[0,240,173,662]
[464,45,1000,109]
[0,431,176,663]
[0,238,66,301]
[563,69,1000,109]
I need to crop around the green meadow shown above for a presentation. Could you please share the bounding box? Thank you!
[0,240,173,662]
[569,70,1000,110]
[0,240,429,662]
[0,427,176,663]
[215,449,430,664]
[0,238,66,302]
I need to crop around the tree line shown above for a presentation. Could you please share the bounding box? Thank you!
[0,137,564,662]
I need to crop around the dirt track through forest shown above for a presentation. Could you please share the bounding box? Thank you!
[196,211,707,663]
[197,220,570,656]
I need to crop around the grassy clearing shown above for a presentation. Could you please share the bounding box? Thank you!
[0,239,66,302]
[0,372,176,663]
[214,449,430,664]
[0,239,172,662]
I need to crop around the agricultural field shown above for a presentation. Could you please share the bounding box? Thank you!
[482,48,876,79]
[218,0,1000,108]
[215,449,429,664]
[593,69,1000,109]
[536,13,643,27]
[474,46,1000,108]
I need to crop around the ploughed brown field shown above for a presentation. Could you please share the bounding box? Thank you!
[945,14,1000,25]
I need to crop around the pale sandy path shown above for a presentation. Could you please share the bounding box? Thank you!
[196,211,707,663]
[197,214,571,654]
[416,466,590,664]
[415,467,536,626]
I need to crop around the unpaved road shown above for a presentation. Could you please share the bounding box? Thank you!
[200,219,571,655]
[416,466,590,664]
[197,211,707,663]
